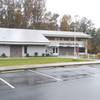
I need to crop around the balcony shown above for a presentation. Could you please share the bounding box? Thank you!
[49,41,86,47]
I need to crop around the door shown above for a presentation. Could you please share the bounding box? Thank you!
[10,46,22,57]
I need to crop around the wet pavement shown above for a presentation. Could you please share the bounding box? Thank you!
[0,64,100,100]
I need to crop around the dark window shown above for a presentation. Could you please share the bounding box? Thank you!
[47,37,55,40]
[53,47,55,53]
[79,47,85,52]
[24,46,27,54]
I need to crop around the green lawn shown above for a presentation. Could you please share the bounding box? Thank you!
[0,57,85,67]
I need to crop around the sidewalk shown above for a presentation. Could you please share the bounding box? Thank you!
[0,60,100,72]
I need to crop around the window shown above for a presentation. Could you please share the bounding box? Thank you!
[53,47,58,53]
[53,47,55,53]
[56,48,58,53]
[24,46,27,54]
[79,47,85,52]
[60,37,64,41]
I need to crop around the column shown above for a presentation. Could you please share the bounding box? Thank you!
[85,39,88,55]
[74,36,77,56]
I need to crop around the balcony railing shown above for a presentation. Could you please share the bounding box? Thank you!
[49,41,86,47]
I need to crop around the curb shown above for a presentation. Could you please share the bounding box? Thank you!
[0,61,100,72]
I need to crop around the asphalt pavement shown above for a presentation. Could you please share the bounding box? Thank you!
[0,64,100,100]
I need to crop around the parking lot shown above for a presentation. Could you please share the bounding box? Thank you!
[0,64,100,100]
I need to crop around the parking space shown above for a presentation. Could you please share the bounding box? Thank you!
[0,80,11,90]
[0,70,56,90]
[35,66,93,81]
[1,65,100,100]
[0,65,98,90]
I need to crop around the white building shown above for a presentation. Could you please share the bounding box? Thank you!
[0,28,91,57]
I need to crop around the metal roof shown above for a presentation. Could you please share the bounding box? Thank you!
[0,28,91,45]
[0,28,49,45]
[41,30,91,38]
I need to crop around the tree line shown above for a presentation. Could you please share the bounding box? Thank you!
[0,0,59,30]
[0,0,100,53]
[0,0,95,32]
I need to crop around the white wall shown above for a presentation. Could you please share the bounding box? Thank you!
[27,45,46,56]
[0,45,10,56]
[22,46,26,57]
[0,45,47,57]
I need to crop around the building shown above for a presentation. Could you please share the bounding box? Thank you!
[42,31,91,56]
[0,28,91,57]
[0,28,49,57]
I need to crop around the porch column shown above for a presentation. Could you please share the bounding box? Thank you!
[58,47,59,56]
[74,36,77,56]
[55,47,56,53]
[85,39,88,55]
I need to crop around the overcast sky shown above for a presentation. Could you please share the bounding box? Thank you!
[46,0,100,28]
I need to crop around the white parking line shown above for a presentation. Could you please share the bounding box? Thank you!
[0,78,15,89]
[29,70,62,82]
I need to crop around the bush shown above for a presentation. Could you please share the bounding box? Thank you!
[1,53,6,57]
[34,52,38,56]
[42,53,45,57]
[26,53,30,57]
[46,53,50,56]
[97,53,100,59]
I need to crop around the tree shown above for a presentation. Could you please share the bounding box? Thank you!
[23,0,35,28]
[0,0,6,27]
[60,15,71,31]
[14,9,24,28]
[0,0,47,29]
[32,0,46,29]
[70,15,80,32]
[88,28,100,54]
[0,0,24,28]
[79,17,95,34]
[5,0,16,28]
[38,11,59,30]
[70,22,80,32]
[70,16,95,36]
[94,29,100,53]
[49,13,59,30]
[87,39,96,54]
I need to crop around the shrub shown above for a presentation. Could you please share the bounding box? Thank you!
[42,53,45,57]
[97,53,100,59]
[46,53,50,56]
[1,53,6,57]
[26,53,30,57]
[34,52,38,56]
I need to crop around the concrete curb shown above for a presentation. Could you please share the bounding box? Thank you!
[0,60,100,72]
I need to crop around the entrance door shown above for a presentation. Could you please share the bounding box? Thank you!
[10,46,22,57]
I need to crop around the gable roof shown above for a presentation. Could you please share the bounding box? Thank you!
[0,28,49,45]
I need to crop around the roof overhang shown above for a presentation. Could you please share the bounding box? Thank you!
[0,41,50,45]
[44,34,91,39]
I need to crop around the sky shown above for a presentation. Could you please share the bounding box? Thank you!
[46,0,100,28]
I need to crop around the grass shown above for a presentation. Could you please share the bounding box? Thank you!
[0,57,85,67]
